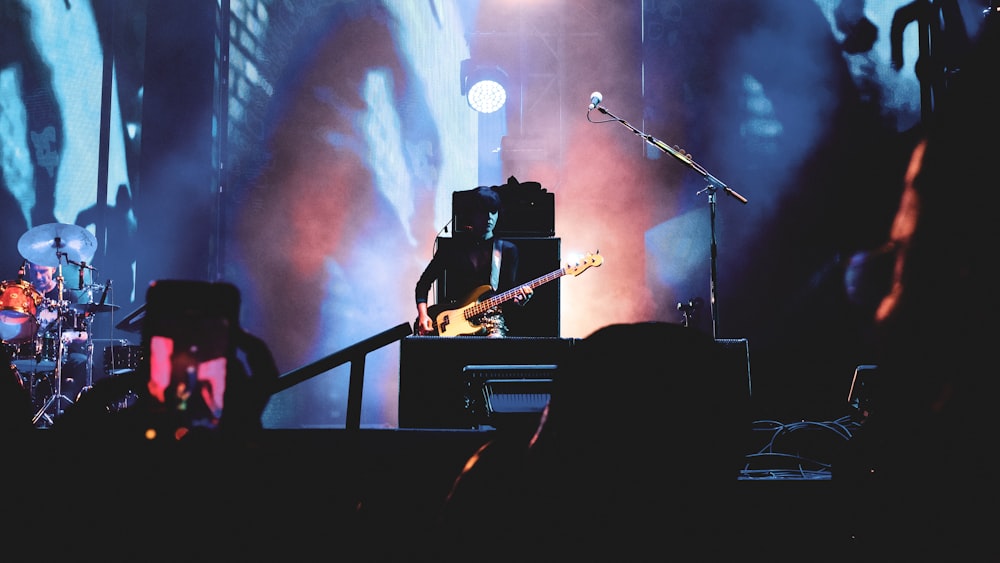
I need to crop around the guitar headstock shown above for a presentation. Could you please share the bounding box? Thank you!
[565,250,603,276]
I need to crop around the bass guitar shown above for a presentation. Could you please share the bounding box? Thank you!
[417,250,603,337]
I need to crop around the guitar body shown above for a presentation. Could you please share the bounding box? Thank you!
[424,285,496,337]
[414,251,603,337]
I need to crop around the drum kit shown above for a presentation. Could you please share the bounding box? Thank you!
[1,223,140,427]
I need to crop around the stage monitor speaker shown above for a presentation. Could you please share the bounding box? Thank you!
[435,236,560,337]
[463,364,556,429]
[398,336,577,429]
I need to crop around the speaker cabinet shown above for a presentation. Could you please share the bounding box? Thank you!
[398,336,577,429]
[435,236,561,337]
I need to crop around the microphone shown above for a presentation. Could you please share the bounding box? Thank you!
[589,91,603,110]
[79,261,85,290]
[98,279,111,307]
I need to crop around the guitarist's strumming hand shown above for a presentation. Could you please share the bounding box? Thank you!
[416,302,435,336]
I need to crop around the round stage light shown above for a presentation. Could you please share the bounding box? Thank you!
[465,66,508,114]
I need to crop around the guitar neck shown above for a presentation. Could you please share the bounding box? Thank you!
[468,268,566,317]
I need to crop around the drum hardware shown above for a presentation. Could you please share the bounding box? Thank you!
[115,303,145,334]
[11,223,106,426]
[70,302,120,314]
[3,293,74,424]
[74,281,119,314]
[74,280,118,396]
[31,262,76,426]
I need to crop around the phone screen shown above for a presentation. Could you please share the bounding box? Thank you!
[143,281,239,432]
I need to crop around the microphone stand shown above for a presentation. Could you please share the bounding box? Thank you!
[590,105,748,338]
[65,258,96,290]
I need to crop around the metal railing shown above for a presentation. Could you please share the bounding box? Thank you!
[269,322,413,430]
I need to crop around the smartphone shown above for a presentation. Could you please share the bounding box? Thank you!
[141,280,241,432]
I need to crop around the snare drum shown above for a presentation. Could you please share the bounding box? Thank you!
[0,280,43,344]
[104,343,144,376]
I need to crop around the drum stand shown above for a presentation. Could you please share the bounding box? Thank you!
[76,313,96,397]
[31,267,73,427]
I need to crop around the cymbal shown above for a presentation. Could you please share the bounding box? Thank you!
[18,223,98,267]
[70,302,120,313]
[115,303,145,333]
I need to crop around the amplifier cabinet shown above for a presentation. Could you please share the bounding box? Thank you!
[453,183,555,237]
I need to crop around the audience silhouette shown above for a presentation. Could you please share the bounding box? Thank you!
[434,321,751,561]
[836,10,1000,559]
[4,284,287,558]
[0,350,34,434]
[52,322,278,446]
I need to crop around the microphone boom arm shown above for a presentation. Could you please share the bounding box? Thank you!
[595,107,747,204]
